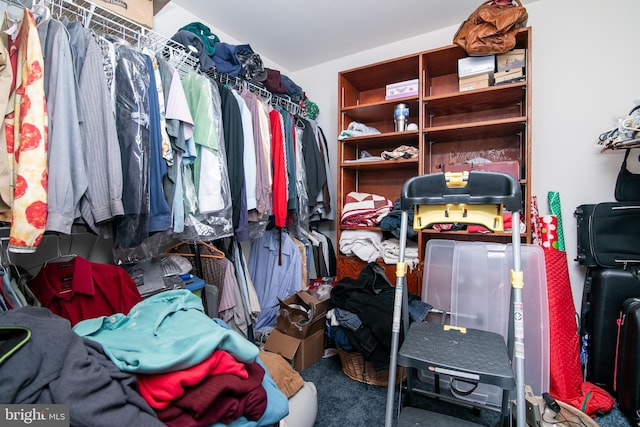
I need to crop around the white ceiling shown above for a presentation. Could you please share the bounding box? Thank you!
[170,0,537,72]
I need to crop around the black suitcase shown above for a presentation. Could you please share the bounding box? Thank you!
[580,267,640,393]
[575,202,640,268]
[616,297,640,424]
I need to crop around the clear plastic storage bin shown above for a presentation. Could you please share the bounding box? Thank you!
[420,240,550,406]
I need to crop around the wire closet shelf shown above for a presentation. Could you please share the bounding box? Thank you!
[11,0,198,72]
[6,0,303,116]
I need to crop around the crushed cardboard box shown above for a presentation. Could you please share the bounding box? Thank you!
[275,290,330,339]
[264,328,325,372]
[264,290,331,371]
[458,72,491,92]
[92,0,154,28]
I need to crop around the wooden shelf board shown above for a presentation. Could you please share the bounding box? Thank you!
[340,158,419,170]
[425,118,526,141]
[341,97,420,123]
[424,82,526,112]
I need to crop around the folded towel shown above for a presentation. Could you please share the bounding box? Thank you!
[380,238,419,271]
[339,230,383,263]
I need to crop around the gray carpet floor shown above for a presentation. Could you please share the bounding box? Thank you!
[300,353,631,427]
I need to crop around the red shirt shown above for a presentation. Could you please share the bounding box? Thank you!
[29,256,142,326]
[269,109,287,227]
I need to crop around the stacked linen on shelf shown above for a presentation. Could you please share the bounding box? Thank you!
[339,230,383,263]
[380,238,420,271]
[340,192,393,227]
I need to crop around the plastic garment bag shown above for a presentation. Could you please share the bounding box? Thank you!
[294,121,310,233]
[178,72,233,242]
[111,41,151,250]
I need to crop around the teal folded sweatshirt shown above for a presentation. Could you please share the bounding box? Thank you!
[74,289,259,374]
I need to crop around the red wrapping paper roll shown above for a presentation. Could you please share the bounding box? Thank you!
[539,214,559,250]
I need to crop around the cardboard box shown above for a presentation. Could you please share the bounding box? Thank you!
[385,78,419,100]
[93,0,154,28]
[444,160,520,180]
[264,328,325,371]
[458,72,491,92]
[493,68,525,85]
[276,290,330,339]
[496,49,526,72]
[458,55,495,78]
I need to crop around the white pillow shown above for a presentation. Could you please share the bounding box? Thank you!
[282,381,317,427]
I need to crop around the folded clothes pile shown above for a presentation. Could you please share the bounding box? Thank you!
[381,145,418,160]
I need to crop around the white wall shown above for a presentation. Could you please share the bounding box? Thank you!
[153,0,640,312]
[525,0,640,310]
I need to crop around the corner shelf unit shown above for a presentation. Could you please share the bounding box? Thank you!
[336,28,532,296]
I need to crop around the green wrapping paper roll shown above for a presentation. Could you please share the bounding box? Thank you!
[547,191,565,251]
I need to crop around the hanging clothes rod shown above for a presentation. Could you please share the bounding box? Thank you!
[204,69,301,117]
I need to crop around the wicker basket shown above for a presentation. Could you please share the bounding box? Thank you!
[337,348,406,386]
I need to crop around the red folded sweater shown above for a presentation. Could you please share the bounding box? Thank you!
[157,360,268,427]
[137,350,249,409]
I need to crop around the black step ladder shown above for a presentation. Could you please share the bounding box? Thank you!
[384,171,526,427]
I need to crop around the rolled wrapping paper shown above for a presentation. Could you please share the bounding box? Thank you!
[530,195,543,246]
[547,191,565,251]
[539,215,559,250]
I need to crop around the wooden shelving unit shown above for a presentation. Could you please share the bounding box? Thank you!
[336,28,532,296]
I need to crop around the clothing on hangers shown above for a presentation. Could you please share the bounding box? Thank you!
[0,0,331,261]
[240,88,272,221]
[216,80,249,241]
[0,7,48,254]
[248,228,302,333]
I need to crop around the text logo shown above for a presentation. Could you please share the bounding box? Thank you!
[0,405,69,426]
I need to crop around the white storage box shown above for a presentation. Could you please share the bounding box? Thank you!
[458,55,495,78]
[385,79,419,100]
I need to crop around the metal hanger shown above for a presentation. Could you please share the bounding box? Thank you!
[599,104,640,152]
[31,0,51,23]
[42,234,77,268]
